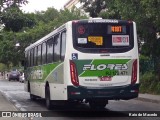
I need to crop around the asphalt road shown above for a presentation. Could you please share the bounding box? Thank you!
[0,79,160,120]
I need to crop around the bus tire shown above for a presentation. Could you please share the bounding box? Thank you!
[45,86,52,110]
[89,100,108,109]
[29,82,37,101]
[30,94,37,101]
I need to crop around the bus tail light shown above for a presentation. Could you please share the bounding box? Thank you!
[131,59,137,84]
[128,20,133,24]
[70,61,79,86]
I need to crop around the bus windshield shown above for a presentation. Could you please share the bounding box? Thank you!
[72,21,134,53]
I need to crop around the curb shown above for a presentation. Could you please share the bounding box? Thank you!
[136,97,160,104]
[0,91,19,111]
[0,91,29,120]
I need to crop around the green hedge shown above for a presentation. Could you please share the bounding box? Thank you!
[140,71,160,94]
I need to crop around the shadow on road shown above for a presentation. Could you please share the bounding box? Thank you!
[30,98,128,117]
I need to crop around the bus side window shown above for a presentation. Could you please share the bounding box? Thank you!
[37,44,42,65]
[34,46,37,66]
[25,51,27,67]
[61,31,66,61]
[30,48,34,67]
[47,37,54,63]
[42,42,47,64]
[53,34,60,62]
[26,51,30,67]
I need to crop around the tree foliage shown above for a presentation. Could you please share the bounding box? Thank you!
[0,0,28,10]
[80,0,107,17]
[1,5,34,32]
[34,8,59,23]
[0,6,87,67]
[0,63,7,71]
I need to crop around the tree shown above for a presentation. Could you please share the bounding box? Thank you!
[1,4,36,32]
[0,7,88,67]
[80,0,107,17]
[0,31,15,66]
[1,5,26,32]
[0,63,7,72]
[0,0,28,11]
[34,7,59,23]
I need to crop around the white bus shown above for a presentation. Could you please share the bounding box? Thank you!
[24,18,139,109]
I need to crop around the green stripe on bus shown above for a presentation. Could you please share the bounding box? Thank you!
[29,62,62,82]
[72,59,130,77]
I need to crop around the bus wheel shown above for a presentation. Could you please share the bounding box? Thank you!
[45,86,52,110]
[89,100,108,109]
[30,94,37,101]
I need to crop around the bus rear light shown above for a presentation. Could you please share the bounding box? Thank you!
[130,90,139,93]
[72,20,78,24]
[128,20,133,23]
[71,92,81,95]
[70,61,79,86]
[131,59,137,84]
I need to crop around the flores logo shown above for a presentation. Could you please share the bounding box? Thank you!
[83,64,128,71]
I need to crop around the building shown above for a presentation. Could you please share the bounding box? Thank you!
[64,0,89,17]
[64,0,81,10]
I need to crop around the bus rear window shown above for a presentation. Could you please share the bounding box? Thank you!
[72,22,134,53]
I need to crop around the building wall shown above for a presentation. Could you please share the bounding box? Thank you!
[64,0,89,17]
[64,0,80,10]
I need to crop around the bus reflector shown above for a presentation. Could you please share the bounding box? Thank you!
[71,92,81,95]
[72,20,78,24]
[131,59,137,84]
[70,61,79,86]
[130,90,138,93]
[128,21,133,24]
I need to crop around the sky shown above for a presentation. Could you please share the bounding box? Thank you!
[21,0,69,13]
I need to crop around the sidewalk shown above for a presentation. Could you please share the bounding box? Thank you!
[0,92,24,120]
[0,92,18,111]
[137,93,160,103]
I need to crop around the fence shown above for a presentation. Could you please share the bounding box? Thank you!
[140,59,154,74]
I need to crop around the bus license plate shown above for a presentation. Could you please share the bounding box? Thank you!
[100,76,112,81]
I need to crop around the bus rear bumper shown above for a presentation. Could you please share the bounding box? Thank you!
[67,84,139,100]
